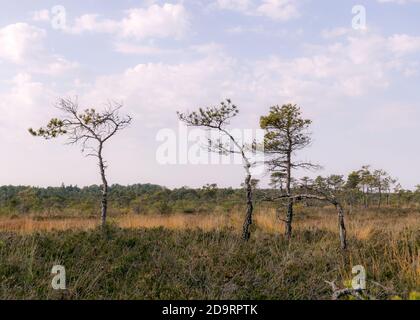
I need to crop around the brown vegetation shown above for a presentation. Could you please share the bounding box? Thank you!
[1,207,418,239]
[0,207,418,299]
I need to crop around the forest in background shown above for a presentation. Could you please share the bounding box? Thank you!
[2,167,420,217]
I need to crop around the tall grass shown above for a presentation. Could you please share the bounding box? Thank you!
[1,206,418,238]
[0,207,418,299]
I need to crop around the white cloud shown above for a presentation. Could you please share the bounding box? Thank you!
[68,14,119,34]
[216,0,252,12]
[0,73,55,139]
[120,5,189,39]
[65,3,190,40]
[40,57,79,76]
[248,32,419,99]
[387,34,420,56]
[2,16,420,187]
[72,30,420,132]
[0,22,78,75]
[80,54,239,128]
[3,24,419,133]
[256,0,300,21]
[215,0,300,21]
[0,23,45,64]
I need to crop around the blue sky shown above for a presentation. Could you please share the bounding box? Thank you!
[1,0,420,189]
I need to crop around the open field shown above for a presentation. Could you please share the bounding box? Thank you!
[0,207,419,299]
[0,207,419,239]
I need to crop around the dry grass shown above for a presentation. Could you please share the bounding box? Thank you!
[1,207,418,242]
[0,217,99,234]
[0,207,418,299]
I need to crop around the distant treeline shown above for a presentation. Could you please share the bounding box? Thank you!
[0,179,419,216]
[0,183,268,216]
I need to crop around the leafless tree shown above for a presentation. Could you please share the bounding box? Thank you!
[324,281,364,300]
[266,192,347,250]
[29,97,132,227]
[263,174,348,250]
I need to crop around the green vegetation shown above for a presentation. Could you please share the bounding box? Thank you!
[0,225,418,300]
[0,183,251,216]
[1,175,420,218]
[0,101,415,300]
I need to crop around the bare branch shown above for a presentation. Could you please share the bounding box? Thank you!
[29,97,132,227]
[325,281,365,300]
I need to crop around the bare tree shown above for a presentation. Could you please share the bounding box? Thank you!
[265,174,348,250]
[260,104,318,240]
[29,97,132,227]
[177,99,256,240]
[311,176,347,250]
[324,281,364,300]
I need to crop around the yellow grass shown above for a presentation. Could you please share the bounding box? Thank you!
[1,208,418,294]
[0,207,419,241]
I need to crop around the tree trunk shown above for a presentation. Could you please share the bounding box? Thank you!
[223,131,254,241]
[335,202,347,250]
[363,189,368,209]
[98,143,108,228]
[284,151,293,240]
[242,170,253,241]
[285,198,293,240]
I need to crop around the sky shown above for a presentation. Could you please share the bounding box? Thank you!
[1,0,420,189]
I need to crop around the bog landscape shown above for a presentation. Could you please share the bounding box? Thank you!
[0,1,419,301]
[0,100,419,300]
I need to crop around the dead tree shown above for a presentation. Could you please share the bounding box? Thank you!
[325,280,387,300]
[266,192,347,249]
[177,99,256,240]
[29,97,132,227]
[263,175,348,250]
[297,194,347,250]
[325,281,364,300]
